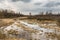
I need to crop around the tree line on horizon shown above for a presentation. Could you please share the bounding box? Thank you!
[0,9,24,18]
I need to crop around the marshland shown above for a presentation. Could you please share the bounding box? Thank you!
[0,10,60,40]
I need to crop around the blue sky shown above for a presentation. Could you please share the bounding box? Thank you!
[0,0,60,15]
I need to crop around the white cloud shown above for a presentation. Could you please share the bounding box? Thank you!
[0,0,60,15]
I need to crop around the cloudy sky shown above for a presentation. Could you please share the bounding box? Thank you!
[0,0,60,15]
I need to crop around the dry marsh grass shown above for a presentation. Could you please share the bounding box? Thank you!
[0,19,16,27]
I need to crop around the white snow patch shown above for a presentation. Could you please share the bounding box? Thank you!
[3,22,24,33]
[20,21,55,33]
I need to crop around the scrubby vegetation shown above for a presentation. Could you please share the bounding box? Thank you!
[0,31,6,39]
[0,9,24,18]
[56,19,60,27]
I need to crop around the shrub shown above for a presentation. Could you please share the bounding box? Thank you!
[56,19,60,27]
[0,31,6,39]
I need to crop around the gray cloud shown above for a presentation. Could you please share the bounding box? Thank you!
[0,0,3,2]
[11,0,20,2]
[20,0,31,3]
[44,1,60,7]
[0,0,60,15]
[34,3,42,5]
[11,0,31,3]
